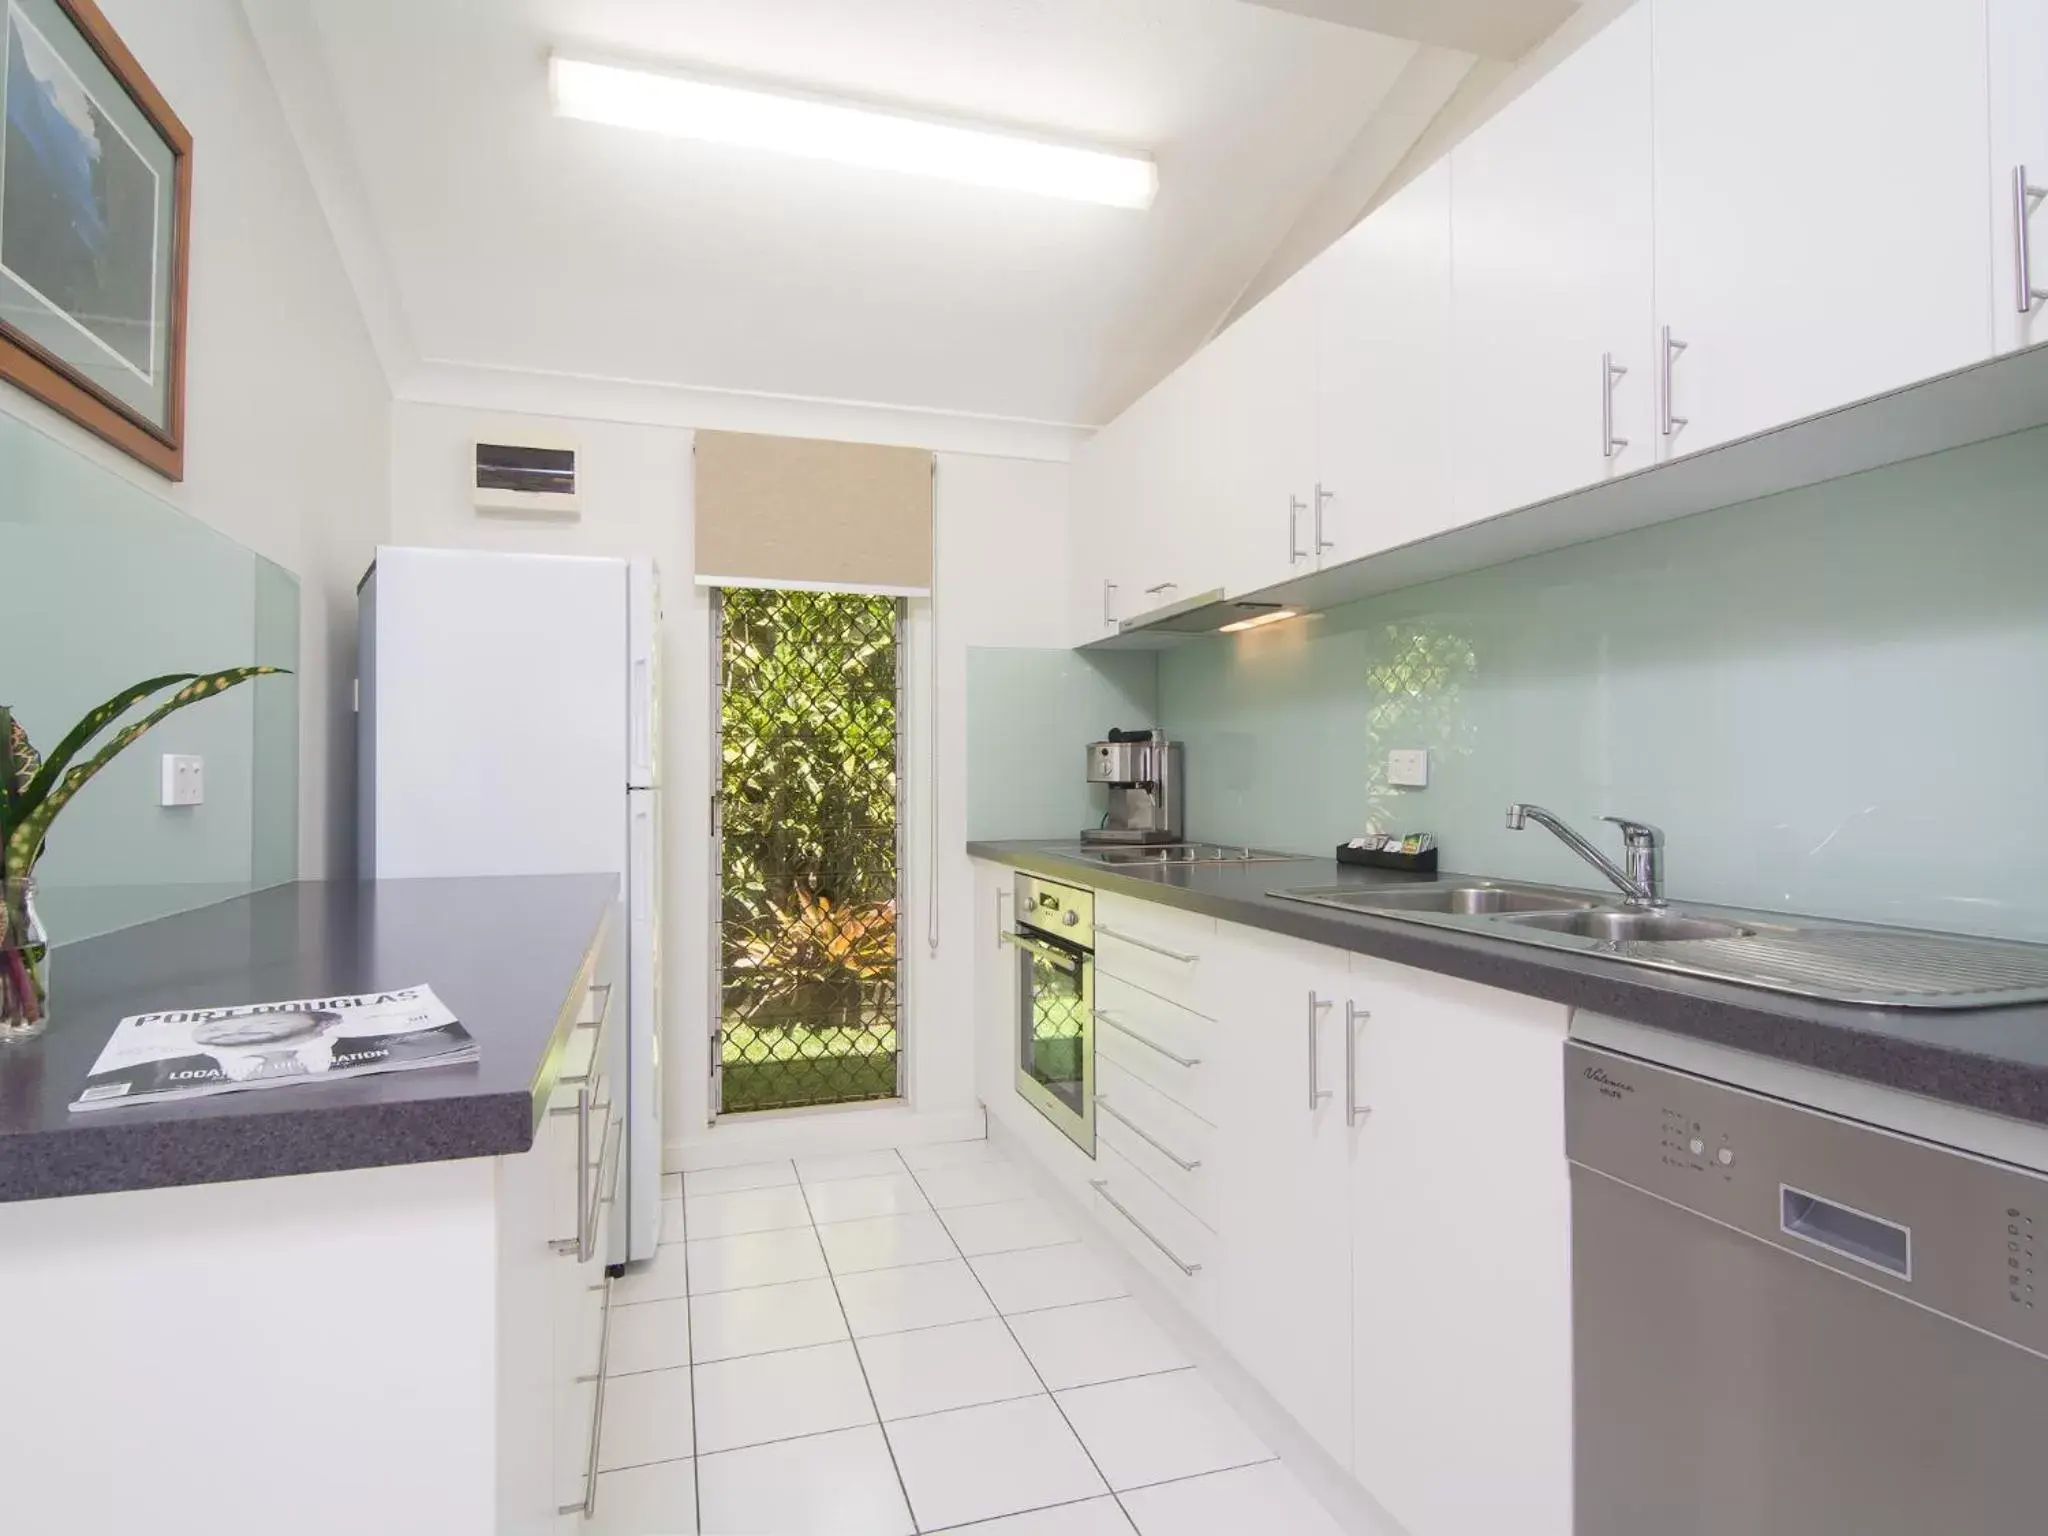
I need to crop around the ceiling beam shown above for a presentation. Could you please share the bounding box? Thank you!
[1238,0,1579,60]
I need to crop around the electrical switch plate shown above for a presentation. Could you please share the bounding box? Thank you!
[1387,749,1429,789]
[160,754,204,807]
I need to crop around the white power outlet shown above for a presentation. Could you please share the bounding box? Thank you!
[160,754,204,807]
[1387,749,1430,789]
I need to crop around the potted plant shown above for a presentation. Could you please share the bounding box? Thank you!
[1,668,286,1041]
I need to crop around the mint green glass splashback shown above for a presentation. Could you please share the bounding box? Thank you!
[0,409,299,941]
[1157,426,2048,941]
[967,649,1159,840]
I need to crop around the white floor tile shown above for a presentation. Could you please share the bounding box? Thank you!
[835,1258,997,1337]
[886,1395,1107,1531]
[693,1340,876,1454]
[684,1225,826,1294]
[683,1183,813,1240]
[1119,1461,1346,1536]
[659,1171,682,1200]
[795,1149,907,1184]
[697,1425,913,1536]
[1057,1369,1273,1492]
[690,1276,849,1362]
[685,1159,796,1195]
[900,1138,1010,1171]
[598,1366,695,1472]
[590,1456,697,1535]
[941,1197,1078,1257]
[970,1243,1128,1315]
[802,1172,931,1226]
[857,1317,1045,1420]
[817,1210,958,1275]
[929,1498,1136,1535]
[657,1198,686,1246]
[613,1241,691,1304]
[914,1161,1036,1209]
[608,1296,692,1375]
[1007,1297,1190,1390]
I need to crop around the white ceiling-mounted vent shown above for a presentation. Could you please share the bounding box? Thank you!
[474,439,579,517]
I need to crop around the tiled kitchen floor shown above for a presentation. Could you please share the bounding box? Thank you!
[592,1140,1348,1535]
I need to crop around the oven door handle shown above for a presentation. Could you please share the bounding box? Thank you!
[1000,930,1085,968]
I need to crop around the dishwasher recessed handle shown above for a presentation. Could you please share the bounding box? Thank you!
[1781,1184,1912,1280]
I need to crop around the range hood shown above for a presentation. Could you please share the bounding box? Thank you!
[1081,588,1293,651]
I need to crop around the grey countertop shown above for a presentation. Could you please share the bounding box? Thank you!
[969,840,2048,1128]
[0,876,617,1204]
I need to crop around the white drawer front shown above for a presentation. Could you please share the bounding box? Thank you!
[1091,1142,1213,1323]
[1095,1055,1215,1230]
[1094,972,1215,1120]
[1094,895,1216,1017]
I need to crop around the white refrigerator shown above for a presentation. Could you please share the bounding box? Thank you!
[357,546,664,1264]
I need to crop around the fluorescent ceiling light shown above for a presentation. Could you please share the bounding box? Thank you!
[1218,608,1301,634]
[549,54,1157,210]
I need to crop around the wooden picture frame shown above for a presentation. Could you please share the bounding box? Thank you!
[0,0,190,479]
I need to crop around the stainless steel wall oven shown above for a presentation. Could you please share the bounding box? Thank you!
[1005,873,1095,1155]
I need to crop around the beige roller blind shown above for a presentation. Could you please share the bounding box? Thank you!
[694,430,933,595]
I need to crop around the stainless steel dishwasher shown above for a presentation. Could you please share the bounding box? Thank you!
[1566,1041,2048,1535]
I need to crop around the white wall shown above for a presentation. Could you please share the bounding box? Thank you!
[388,402,1071,1164]
[0,0,391,879]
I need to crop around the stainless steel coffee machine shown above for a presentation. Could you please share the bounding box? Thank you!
[1083,728,1183,845]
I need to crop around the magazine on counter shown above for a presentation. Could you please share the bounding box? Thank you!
[69,985,476,1112]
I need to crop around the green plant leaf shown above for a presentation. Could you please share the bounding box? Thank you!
[14,673,195,821]
[5,667,288,878]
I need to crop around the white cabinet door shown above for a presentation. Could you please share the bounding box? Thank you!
[1450,3,1655,523]
[1653,0,1993,455]
[1991,0,2048,356]
[1201,269,1320,597]
[1211,925,1354,1464]
[1348,960,1572,1536]
[1067,417,1138,643]
[973,862,1019,1108]
[1316,162,1455,562]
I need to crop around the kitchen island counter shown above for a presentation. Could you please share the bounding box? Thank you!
[0,875,616,1204]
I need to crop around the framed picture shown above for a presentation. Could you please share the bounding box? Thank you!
[0,0,189,478]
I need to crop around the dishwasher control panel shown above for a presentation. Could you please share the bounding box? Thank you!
[1567,1043,2048,1356]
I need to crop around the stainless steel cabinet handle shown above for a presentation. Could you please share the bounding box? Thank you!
[559,1272,615,1517]
[2015,167,2048,313]
[1097,1095,1201,1170]
[1345,1000,1371,1127]
[1314,483,1336,554]
[999,929,1078,966]
[994,887,1013,950]
[1102,580,1118,629]
[578,980,613,1028]
[1143,581,1178,598]
[1308,990,1332,1109]
[552,1098,621,1262]
[1094,922,1199,964]
[1097,1010,1202,1068]
[1091,1178,1202,1275]
[1602,353,1628,459]
[1660,327,1688,438]
[1288,495,1309,564]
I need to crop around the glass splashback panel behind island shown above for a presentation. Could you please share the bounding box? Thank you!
[0,408,299,942]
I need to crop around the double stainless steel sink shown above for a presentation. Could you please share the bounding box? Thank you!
[1269,880,2048,1008]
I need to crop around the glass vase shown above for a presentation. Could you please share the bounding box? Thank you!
[1,878,50,1042]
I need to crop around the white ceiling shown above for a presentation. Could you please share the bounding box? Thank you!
[290,0,1435,429]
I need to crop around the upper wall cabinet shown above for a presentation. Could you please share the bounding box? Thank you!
[1317,162,1456,563]
[1197,265,1321,596]
[1651,0,1994,456]
[1991,0,2048,357]
[1450,3,1656,520]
